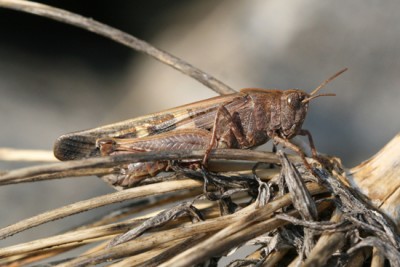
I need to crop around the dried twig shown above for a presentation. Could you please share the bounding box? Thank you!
[0,179,202,239]
[0,148,56,162]
[0,207,217,265]
[108,201,203,247]
[118,234,208,267]
[0,0,236,95]
[317,168,400,248]
[0,149,300,185]
[348,133,400,226]
[347,236,400,267]
[304,209,347,267]
[274,213,348,231]
[279,151,318,257]
[158,183,326,267]
[55,184,326,266]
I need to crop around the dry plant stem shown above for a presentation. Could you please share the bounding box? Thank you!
[0,193,213,260]
[56,225,214,266]
[274,213,347,231]
[371,247,385,267]
[0,148,56,162]
[287,256,301,267]
[347,237,400,267]
[348,133,400,228]
[55,183,326,266]
[108,248,163,267]
[0,233,108,260]
[0,0,235,95]
[3,207,212,266]
[0,179,202,240]
[79,240,108,257]
[279,152,318,220]
[164,200,330,267]
[262,248,290,267]
[0,246,80,267]
[159,183,327,267]
[106,236,206,267]
[279,151,317,256]
[0,149,297,185]
[303,209,346,267]
[316,167,400,248]
[8,191,203,262]
[136,234,208,267]
[346,248,371,267]
[0,216,148,258]
[80,189,202,228]
[108,202,202,247]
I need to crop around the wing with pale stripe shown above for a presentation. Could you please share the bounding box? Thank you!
[54,93,249,160]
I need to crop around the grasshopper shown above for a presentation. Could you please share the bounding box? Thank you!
[54,69,347,187]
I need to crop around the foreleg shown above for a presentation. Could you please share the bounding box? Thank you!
[272,135,314,173]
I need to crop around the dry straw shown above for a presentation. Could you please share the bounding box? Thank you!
[0,1,400,266]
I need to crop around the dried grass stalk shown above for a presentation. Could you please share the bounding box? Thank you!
[0,148,56,162]
[0,0,235,95]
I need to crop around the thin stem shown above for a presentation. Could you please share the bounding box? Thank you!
[0,179,202,240]
[0,149,303,185]
[0,0,236,95]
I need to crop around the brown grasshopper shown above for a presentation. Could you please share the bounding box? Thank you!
[54,68,347,187]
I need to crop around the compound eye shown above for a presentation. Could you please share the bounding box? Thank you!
[287,94,301,109]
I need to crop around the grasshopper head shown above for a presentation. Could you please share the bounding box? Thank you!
[280,90,310,139]
[279,68,347,139]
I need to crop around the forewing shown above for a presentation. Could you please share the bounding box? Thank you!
[54,93,248,160]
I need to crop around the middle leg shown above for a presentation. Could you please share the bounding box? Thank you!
[203,105,249,165]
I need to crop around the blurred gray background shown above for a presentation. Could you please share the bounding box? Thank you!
[0,0,399,259]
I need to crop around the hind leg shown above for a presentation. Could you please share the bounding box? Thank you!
[97,129,212,187]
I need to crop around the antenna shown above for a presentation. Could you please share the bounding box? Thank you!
[309,68,348,96]
[302,68,347,103]
[302,93,336,103]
